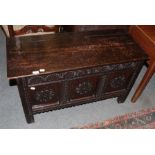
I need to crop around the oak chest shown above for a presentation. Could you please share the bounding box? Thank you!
[7,29,147,123]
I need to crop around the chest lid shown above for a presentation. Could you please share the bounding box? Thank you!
[7,29,147,80]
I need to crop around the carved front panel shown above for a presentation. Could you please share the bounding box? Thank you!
[69,76,100,100]
[27,83,60,106]
[16,60,144,121]
[105,70,135,92]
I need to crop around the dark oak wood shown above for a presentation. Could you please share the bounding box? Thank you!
[61,25,129,32]
[7,29,147,123]
[17,78,34,123]
[7,29,146,79]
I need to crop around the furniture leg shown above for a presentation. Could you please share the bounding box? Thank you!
[117,94,128,103]
[24,113,34,124]
[17,78,35,123]
[131,62,155,103]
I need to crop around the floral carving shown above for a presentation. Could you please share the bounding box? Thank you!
[27,62,138,86]
[35,89,55,102]
[111,76,126,89]
[76,81,93,95]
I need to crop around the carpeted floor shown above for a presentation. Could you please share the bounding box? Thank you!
[75,108,155,129]
[0,28,155,129]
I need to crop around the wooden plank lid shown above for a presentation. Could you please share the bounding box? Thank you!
[7,29,147,79]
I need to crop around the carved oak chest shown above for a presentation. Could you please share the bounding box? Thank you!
[7,29,147,123]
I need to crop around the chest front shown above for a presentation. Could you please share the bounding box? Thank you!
[7,30,147,123]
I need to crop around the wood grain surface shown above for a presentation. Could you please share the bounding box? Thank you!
[7,29,147,80]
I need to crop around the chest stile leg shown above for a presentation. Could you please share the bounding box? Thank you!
[17,78,34,123]
[96,75,106,99]
[60,80,69,104]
